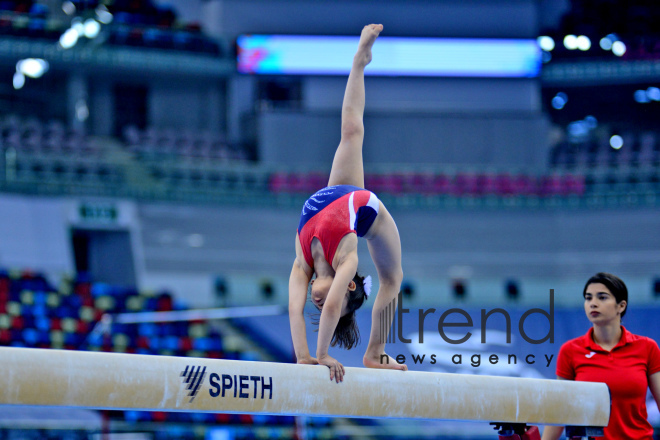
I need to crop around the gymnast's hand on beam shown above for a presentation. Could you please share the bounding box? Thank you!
[296,356,319,365]
[317,354,345,383]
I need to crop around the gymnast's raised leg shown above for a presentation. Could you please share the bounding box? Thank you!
[326,24,382,189]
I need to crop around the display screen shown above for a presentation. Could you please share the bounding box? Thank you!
[237,35,541,78]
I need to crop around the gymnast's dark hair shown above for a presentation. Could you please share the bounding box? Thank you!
[311,272,368,350]
[583,272,628,318]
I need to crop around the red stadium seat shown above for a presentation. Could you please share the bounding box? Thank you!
[380,174,403,195]
[513,175,538,196]
[76,320,90,334]
[431,174,454,195]
[215,413,231,423]
[456,173,480,195]
[75,283,91,297]
[307,173,327,191]
[478,173,498,196]
[288,173,308,194]
[407,173,433,194]
[239,414,254,424]
[180,337,193,351]
[269,172,290,193]
[11,316,24,329]
[495,174,515,196]
[364,174,384,193]
[564,174,586,195]
[0,278,9,294]
[151,412,167,422]
[540,174,563,196]
[157,294,173,311]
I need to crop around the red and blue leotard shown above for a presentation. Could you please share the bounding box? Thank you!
[297,185,380,269]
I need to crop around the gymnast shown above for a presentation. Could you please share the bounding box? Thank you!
[288,24,407,383]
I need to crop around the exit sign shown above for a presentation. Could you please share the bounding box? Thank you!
[78,203,118,223]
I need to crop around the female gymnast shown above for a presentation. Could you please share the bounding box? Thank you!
[288,24,407,383]
[542,273,660,440]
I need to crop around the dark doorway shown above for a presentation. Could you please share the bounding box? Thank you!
[71,229,136,286]
[113,84,148,137]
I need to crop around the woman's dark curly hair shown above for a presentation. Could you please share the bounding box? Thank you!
[311,272,368,350]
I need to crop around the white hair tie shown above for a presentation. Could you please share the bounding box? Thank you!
[363,275,372,299]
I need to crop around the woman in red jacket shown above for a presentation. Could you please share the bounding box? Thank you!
[542,273,660,439]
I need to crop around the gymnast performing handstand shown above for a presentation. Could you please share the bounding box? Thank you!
[288,24,407,383]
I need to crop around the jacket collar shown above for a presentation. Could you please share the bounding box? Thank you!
[582,325,628,352]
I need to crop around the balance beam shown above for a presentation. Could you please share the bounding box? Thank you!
[0,347,609,427]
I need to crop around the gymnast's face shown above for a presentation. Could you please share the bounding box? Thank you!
[584,283,626,324]
[311,276,354,316]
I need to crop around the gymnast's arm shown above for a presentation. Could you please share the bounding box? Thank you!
[289,236,315,364]
[315,253,358,381]
[540,376,568,440]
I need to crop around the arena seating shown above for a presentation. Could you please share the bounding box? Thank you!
[269,171,587,198]
[4,114,660,205]
[546,128,660,197]
[1,115,99,157]
[550,131,660,169]
[1,114,126,189]
[122,125,248,162]
[0,0,221,55]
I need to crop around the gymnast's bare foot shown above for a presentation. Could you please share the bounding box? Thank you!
[363,352,408,371]
[354,24,383,67]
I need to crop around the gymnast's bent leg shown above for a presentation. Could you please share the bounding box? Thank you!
[363,203,407,371]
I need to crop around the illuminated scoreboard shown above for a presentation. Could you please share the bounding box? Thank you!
[237,35,541,78]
